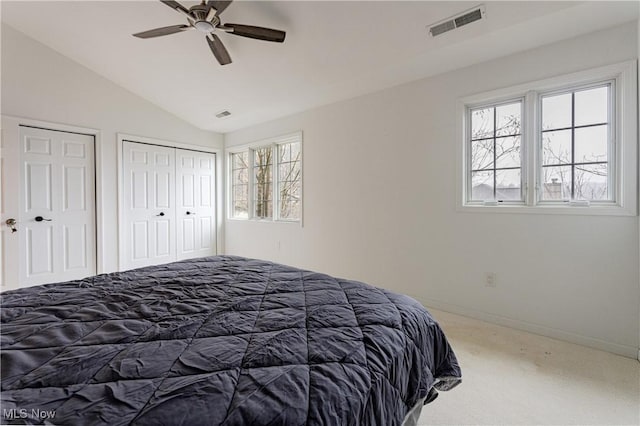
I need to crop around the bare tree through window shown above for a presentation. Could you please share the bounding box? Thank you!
[541,85,610,201]
[469,101,522,201]
[232,138,302,221]
[231,151,249,218]
[253,146,273,219]
[277,142,301,220]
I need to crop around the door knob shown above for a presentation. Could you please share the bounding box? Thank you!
[34,216,52,222]
[156,212,165,217]
[186,211,195,215]
[5,218,17,233]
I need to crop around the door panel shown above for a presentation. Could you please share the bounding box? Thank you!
[63,166,87,210]
[64,224,87,270]
[123,141,176,270]
[176,149,216,260]
[16,126,96,287]
[27,227,53,276]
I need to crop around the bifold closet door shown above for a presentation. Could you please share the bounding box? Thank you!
[175,149,216,260]
[123,142,176,270]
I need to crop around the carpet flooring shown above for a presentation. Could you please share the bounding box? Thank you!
[419,309,640,425]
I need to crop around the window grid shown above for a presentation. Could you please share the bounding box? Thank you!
[277,141,302,221]
[228,134,302,222]
[469,100,523,202]
[539,82,611,202]
[230,152,249,218]
[252,146,273,219]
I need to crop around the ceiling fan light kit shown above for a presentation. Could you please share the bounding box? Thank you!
[133,0,286,66]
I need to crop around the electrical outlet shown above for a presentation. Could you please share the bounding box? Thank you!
[484,272,496,287]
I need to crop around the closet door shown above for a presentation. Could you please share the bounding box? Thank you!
[175,149,216,260]
[15,126,96,286]
[123,141,176,270]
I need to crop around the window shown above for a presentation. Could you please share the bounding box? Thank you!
[228,132,302,222]
[277,142,302,220]
[230,151,249,218]
[469,100,523,202]
[540,84,611,202]
[460,61,636,215]
[253,146,273,219]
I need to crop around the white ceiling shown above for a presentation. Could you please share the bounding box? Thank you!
[2,1,638,133]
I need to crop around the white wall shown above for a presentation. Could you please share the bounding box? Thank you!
[1,25,224,275]
[225,22,640,357]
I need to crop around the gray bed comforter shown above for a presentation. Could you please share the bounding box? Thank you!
[0,256,461,425]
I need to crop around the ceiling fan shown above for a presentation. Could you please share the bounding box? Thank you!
[133,0,286,66]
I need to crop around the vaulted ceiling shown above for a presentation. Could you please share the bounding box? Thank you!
[2,1,637,133]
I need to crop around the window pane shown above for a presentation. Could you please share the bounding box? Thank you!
[542,130,572,165]
[232,168,248,185]
[495,169,521,200]
[279,174,301,220]
[575,86,608,127]
[231,151,250,219]
[232,151,248,169]
[233,201,248,219]
[575,125,607,164]
[280,199,301,220]
[254,182,273,201]
[575,163,608,201]
[495,136,520,169]
[233,184,248,201]
[541,166,571,200]
[279,163,301,186]
[253,146,273,167]
[279,163,294,182]
[253,146,273,219]
[471,139,494,171]
[542,93,571,130]
[277,141,302,221]
[282,181,301,199]
[279,143,291,163]
[254,199,273,219]
[471,170,494,200]
[290,142,301,161]
[471,107,494,139]
[496,102,521,137]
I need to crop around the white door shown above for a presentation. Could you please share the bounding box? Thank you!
[175,149,216,260]
[15,126,96,287]
[122,141,176,270]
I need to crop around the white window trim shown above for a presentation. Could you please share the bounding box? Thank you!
[226,131,303,224]
[465,97,527,205]
[457,61,637,216]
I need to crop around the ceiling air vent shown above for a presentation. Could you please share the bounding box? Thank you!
[429,5,485,37]
[215,110,231,119]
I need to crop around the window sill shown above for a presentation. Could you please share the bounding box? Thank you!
[458,203,636,216]
[226,217,303,224]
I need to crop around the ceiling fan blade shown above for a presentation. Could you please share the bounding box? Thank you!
[207,1,233,16]
[225,23,286,43]
[207,34,232,65]
[205,6,217,22]
[160,0,193,18]
[133,24,191,39]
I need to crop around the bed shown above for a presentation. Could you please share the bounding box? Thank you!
[1,255,461,425]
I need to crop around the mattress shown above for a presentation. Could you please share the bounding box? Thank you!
[1,256,461,425]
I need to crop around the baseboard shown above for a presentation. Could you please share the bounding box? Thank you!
[421,297,639,360]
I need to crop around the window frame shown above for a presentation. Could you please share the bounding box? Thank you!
[457,61,637,216]
[226,131,303,224]
[466,97,526,205]
[536,80,615,205]
[229,151,249,219]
